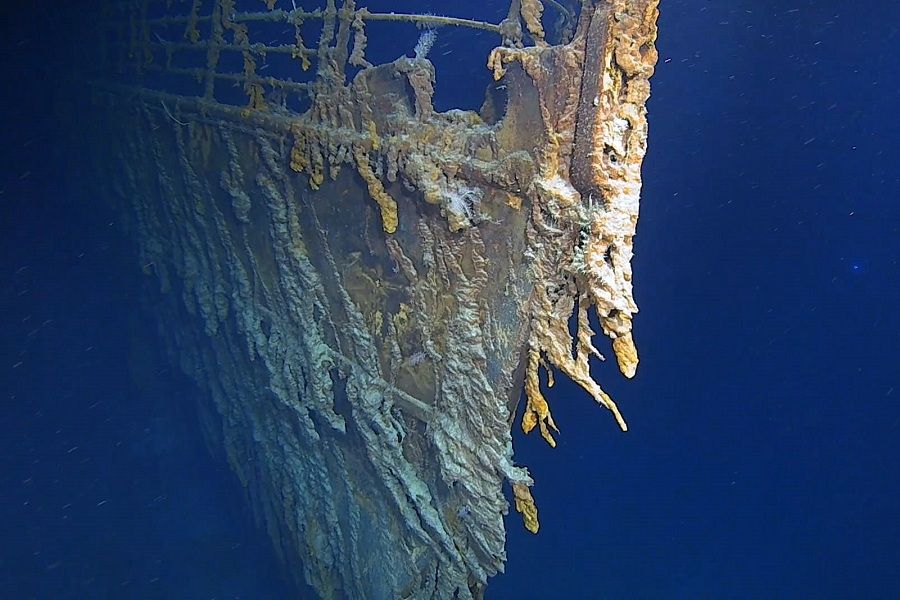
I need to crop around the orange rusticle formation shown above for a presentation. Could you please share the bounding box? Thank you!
[512,482,540,534]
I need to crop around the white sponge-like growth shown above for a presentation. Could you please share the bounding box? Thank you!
[445,182,483,222]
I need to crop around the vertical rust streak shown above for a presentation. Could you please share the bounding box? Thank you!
[332,0,356,80]
[204,0,224,100]
[570,3,611,199]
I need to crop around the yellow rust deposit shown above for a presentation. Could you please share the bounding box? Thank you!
[522,348,559,447]
[512,483,540,534]
[519,0,547,46]
[352,145,398,234]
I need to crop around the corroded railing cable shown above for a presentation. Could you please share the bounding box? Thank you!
[138,9,501,34]
[147,40,314,58]
[144,64,313,95]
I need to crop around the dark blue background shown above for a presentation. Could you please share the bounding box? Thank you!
[2,1,898,598]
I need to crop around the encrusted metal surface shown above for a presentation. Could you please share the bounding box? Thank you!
[88,1,659,597]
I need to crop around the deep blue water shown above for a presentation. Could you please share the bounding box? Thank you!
[2,1,899,599]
